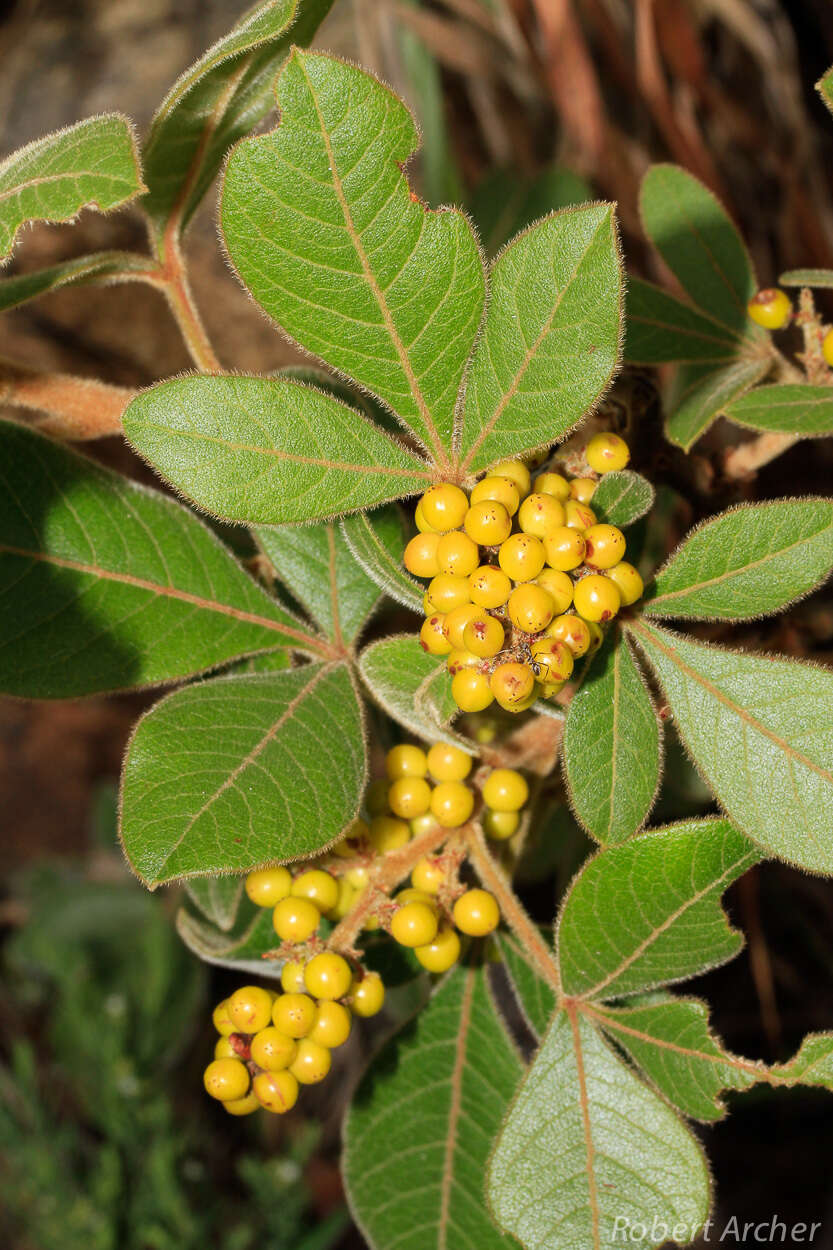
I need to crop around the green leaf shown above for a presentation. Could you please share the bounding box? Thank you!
[665,355,771,450]
[639,164,756,334]
[120,662,366,886]
[487,1010,709,1250]
[176,900,281,977]
[495,931,557,1038]
[772,1033,833,1087]
[221,49,485,461]
[340,507,424,614]
[817,67,833,118]
[556,818,759,999]
[563,633,661,845]
[344,964,523,1250]
[0,420,312,698]
[0,114,144,261]
[457,204,623,474]
[257,521,382,645]
[141,0,333,240]
[184,875,245,932]
[358,635,473,750]
[470,165,592,256]
[624,276,742,364]
[630,622,833,873]
[0,250,152,312]
[723,383,833,436]
[123,375,431,525]
[779,268,833,289]
[644,499,833,620]
[589,470,654,528]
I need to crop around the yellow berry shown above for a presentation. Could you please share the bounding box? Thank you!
[272,896,320,943]
[212,1000,235,1037]
[403,531,441,578]
[586,432,630,474]
[414,500,438,533]
[291,869,339,914]
[462,612,505,659]
[446,648,481,675]
[574,574,621,623]
[583,524,626,570]
[411,856,445,893]
[468,564,512,609]
[498,533,546,582]
[451,668,495,712]
[329,877,357,919]
[252,1069,298,1113]
[483,768,529,811]
[345,864,370,888]
[245,866,292,908]
[309,1001,352,1049]
[536,568,574,614]
[569,477,596,504]
[204,1058,250,1102]
[386,744,428,779]
[443,602,484,650]
[420,613,453,655]
[470,475,521,516]
[430,780,475,828]
[214,1037,238,1059]
[250,1026,297,1071]
[437,530,480,577]
[388,776,432,819]
[489,460,531,495]
[410,812,439,837]
[304,952,353,1000]
[546,613,592,657]
[534,471,570,500]
[223,1092,260,1116]
[426,742,472,783]
[530,637,575,684]
[280,961,307,994]
[747,288,792,331]
[507,584,555,634]
[349,972,385,1017]
[544,526,585,571]
[539,680,567,699]
[369,814,411,853]
[420,483,469,532]
[390,900,439,947]
[453,888,500,937]
[227,986,274,1033]
[518,493,566,538]
[396,887,438,906]
[464,500,512,546]
[564,500,597,531]
[489,662,535,712]
[586,621,604,655]
[290,1038,332,1085]
[483,809,520,840]
[606,561,644,606]
[426,573,471,614]
[415,925,461,973]
[272,993,317,1038]
[823,328,833,367]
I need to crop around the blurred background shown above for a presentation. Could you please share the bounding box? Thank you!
[3,1,833,1246]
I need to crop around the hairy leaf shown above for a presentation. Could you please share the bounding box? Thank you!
[563,633,660,845]
[340,507,424,614]
[184,875,245,932]
[556,818,759,999]
[358,635,473,750]
[772,1033,833,1087]
[120,663,365,886]
[176,900,281,977]
[345,964,523,1250]
[779,267,833,288]
[645,499,833,620]
[624,276,742,364]
[0,114,144,261]
[457,204,622,473]
[487,1010,709,1250]
[123,375,431,525]
[222,49,485,460]
[0,250,151,311]
[589,470,654,529]
[0,420,311,697]
[723,383,833,436]
[665,356,771,450]
[631,622,833,872]
[495,931,557,1038]
[141,0,333,239]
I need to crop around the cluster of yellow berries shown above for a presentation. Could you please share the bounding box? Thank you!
[405,432,643,712]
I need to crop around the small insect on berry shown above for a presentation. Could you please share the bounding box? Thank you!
[747,287,792,331]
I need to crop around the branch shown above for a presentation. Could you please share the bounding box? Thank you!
[0,358,136,439]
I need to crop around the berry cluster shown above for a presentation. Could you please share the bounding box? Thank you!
[405,432,642,712]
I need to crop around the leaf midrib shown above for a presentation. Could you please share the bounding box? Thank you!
[438,968,475,1250]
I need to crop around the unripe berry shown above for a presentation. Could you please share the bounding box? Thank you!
[252,1069,298,1114]
[462,612,505,659]
[507,584,555,634]
[386,743,428,779]
[453,888,500,937]
[291,869,339,914]
[272,993,317,1038]
[530,637,575,684]
[404,531,441,578]
[391,900,439,947]
[426,574,471,614]
[250,1027,297,1071]
[586,431,630,474]
[569,477,596,504]
[245,866,292,908]
[451,668,495,711]
[415,925,461,973]
[437,530,480,577]
[349,972,386,1017]
[446,648,481,675]
[223,1092,260,1116]
[369,814,411,853]
[543,526,585,571]
[228,985,274,1033]
[468,564,512,609]
[546,612,592,656]
[489,460,531,495]
[534,471,570,501]
[518,493,566,538]
[420,613,453,656]
[564,500,597,531]
[204,1057,250,1102]
[420,483,469,532]
[536,568,574,614]
[443,602,484,650]
[212,999,235,1037]
[411,856,445,894]
[309,1000,352,1049]
[573,573,621,622]
[388,776,432,819]
[281,960,307,994]
[483,809,520,840]
[490,662,535,712]
[605,560,644,606]
[464,500,512,546]
[482,768,529,812]
[498,533,546,581]
[273,896,321,943]
[290,1038,332,1085]
[583,524,626,570]
[430,780,475,828]
[470,474,521,516]
[304,952,353,1000]
[747,288,792,331]
[426,742,472,783]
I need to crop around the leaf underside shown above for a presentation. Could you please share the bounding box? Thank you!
[358,635,473,750]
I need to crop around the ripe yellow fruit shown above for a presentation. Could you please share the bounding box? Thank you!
[252,1069,299,1114]
[223,1092,260,1116]
[446,648,480,675]
[388,776,432,819]
[309,1000,352,1049]
[291,869,339,914]
[823,327,833,367]
[204,1058,250,1102]
[747,288,792,331]
[214,1037,237,1060]
[564,500,597,531]
[530,637,575,684]
[462,612,505,658]
[490,662,535,712]
[507,584,555,634]
[470,475,521,516]
[369,814,411,853]
[329,877,358,920]
[453,888,500,936]
[546,612,592,657]
[420,483,469,532]
[386,743,428,779]
[420,613,452,655]
[583,524,626,570]
[517,493,566,538]
[426,573,471,614]
[606,560,644,606]
[250,1027,297,1072]
[391,900,439,947]
[272,993,317,1038]
[228,985,274,1033]
[464,500,512,546]
[468,564,512,609]
[280,961,307,994]
[498,533,546,581]
[489,460,531,495]
[411,856,446,894]
[426,742,472,783]
[536,568,574,614]
[414,925,461,972]
[543,526,585,571]
[443,602,483,650]
[349,972,386,1017]
[437,530,480,577]
[483,809,520,840]
[245,866,292,908]
[430,780,475,828]
[212,1000,235,1037]
[451,668,495,711]
[414,500,437,533]
[586,431,630,474]
[403,531,441,578]
[483,767,529,812]
[533,471,570,501]
[569,477,596,504]
[573,574,621,622]
[304,952,353,1000]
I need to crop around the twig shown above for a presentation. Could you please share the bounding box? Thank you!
[0,359,137,439]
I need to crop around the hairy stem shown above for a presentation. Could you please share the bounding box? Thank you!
[0,359,137,439]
